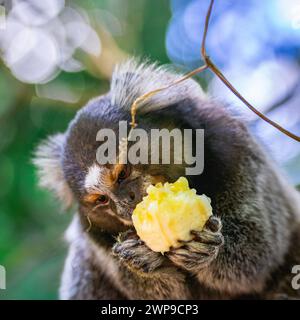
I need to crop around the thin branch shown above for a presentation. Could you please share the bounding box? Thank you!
[129,64,208,128]
[130,0,300,142]
[207,58,300,141]
[201,0,214,58]
[200,0,300,142]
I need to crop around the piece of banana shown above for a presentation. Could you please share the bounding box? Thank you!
[132,177,212,253]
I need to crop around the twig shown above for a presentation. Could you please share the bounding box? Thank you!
[127,0,300,142]
[200,0,300,142]
[129,64,208,128]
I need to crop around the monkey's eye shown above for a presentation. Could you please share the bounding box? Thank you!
[95,194,109,205]
[117,166,130,183]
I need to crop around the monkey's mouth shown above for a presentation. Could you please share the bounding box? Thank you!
[116,208,134,226]
[117,214,133,226]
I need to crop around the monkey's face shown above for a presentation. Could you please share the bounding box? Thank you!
[78,163,170,231]
[67,162,184,234]
[34,60,206,235]
[61,97,186,233]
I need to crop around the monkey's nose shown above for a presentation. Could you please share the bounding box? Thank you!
[129,191,135,201]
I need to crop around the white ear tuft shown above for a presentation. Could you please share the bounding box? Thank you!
[33,134,73,208]
[110,58,206,113]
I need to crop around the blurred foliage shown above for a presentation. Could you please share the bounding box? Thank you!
[0,0,170,300]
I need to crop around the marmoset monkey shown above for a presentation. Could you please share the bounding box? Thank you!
[34,59,300,299]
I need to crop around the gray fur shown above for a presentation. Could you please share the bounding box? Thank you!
[33,134,73,208]
[34,59,300,300]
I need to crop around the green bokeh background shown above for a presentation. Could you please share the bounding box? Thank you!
[0,0,170,299]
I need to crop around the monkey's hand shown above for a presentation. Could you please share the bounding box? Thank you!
[166,216,224,273]
[112,230,166,273]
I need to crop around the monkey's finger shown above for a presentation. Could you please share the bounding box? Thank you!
[112,240,139,255]
[190,230,224,246]
[166,250,213,271]
[112,243,124,255]
[168,242,211,256]
[185,241,218,256]
[204,215,222,232]
[167,250,209,261]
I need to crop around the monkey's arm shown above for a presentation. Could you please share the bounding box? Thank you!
[167,171,293,296]
[206,201,291,296]
[111,231,191,299]
[60,216,190,300]
[166,102,295,296]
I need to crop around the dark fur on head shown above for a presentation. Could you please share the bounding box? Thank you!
[34,59,300,300]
